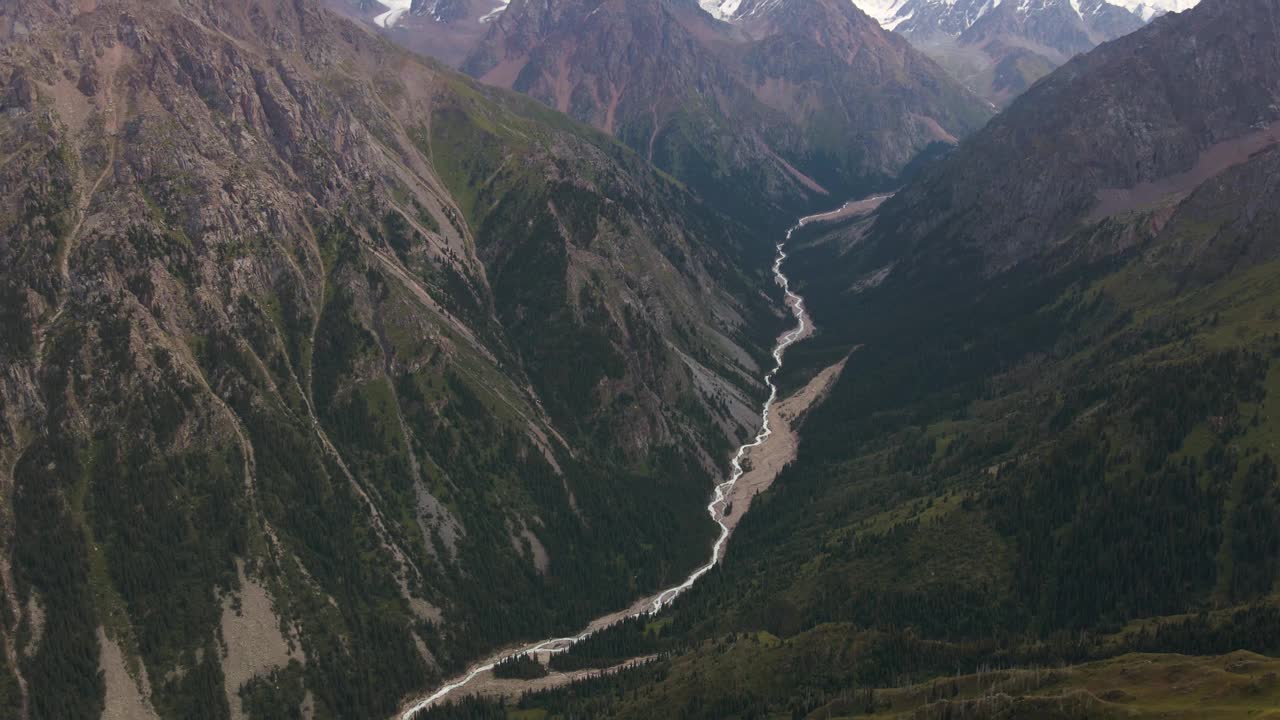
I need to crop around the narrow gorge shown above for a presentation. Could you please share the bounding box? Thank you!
[397,206,855,717]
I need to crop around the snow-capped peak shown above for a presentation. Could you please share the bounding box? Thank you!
[846,0,1198,32]
[479,0,511,23]
[699,0,794,21]
[1106,0,1198,21]
[699,0,743,19]
[849,0,916,29]
[373,0,509,28]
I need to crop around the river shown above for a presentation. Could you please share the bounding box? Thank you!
[397,208,842,718]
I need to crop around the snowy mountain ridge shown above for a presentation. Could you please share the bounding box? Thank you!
[824,0,1199,105]
[374,0,509,27]
[700,0,1199,29]
[1108,0,1199,21]
[844,0,1200,31]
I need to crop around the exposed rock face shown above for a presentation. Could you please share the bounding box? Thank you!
[0,0,785,716]
[866,0,1280,273]
[957,0,1140,57]
[459,0,991,227]
[411,0,466,20]
[849,0,1195,104]
[330,0,511,66]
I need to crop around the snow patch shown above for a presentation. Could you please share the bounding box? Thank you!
[373,0,510,27]
[374,0,411,28]
[1107,0,1199,21]
[849,0,914,28]
[699,0,746,19]
[849,0,1199,32]
[479,0,510,23]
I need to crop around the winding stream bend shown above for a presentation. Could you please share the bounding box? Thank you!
[398,210,834,719]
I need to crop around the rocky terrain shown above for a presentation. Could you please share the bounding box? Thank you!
[864,0,1279,273]
[328,0,509,67]
[851,0,1200,104]
[0,0,793,716]
[338,0,993,227]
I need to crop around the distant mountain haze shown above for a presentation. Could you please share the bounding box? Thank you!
[846,0,1203,103]
[337,0,994,225]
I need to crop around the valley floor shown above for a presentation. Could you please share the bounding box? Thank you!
[399,202,865,716]
[407,356,850,710]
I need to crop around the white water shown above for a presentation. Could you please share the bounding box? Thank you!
[397,210,831,719]
[645,219,813,612]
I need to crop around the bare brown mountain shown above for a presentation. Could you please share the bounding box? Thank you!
[864,0,1280,275]
[853,0,1154,104]
[357,0,993,227]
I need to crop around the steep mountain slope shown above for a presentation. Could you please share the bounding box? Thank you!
[739,0,1280,647]
[375,0,993,227]
[851,0,1197,104]
[422,0,1280,715]
[0,0,787,716]
[724,0,992,177]
[870,0,1280,272]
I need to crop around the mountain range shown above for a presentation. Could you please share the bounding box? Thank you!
[337,0,994,225]
[1,0,1276,717]
[456,0,1202,108]
[412,0,1280,716]
[848,0,1201,103]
